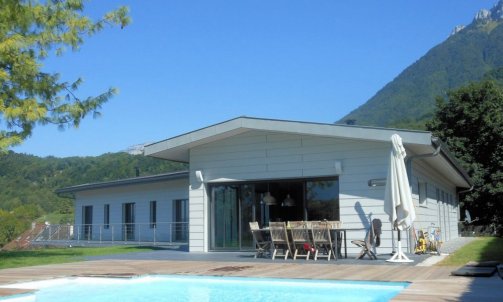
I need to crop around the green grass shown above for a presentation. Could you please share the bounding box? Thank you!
[438,237,503,266]
[0,246,158,269]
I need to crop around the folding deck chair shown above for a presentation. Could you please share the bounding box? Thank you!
[290,221,312,260]
[269,221,293,260]
[311,221,333,261]
[249,222,271,258]
[351,219,382,260]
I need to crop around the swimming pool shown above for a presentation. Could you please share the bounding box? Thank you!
[1,275,408,302]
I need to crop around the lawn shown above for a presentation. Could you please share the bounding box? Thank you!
[0,246,158,269]
[438,237,503,266]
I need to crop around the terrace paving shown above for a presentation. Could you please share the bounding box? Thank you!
[0,237,501,301]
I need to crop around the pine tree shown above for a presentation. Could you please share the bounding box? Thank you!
[0,0,129,150]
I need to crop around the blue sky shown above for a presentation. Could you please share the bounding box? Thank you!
[11,0,499,157]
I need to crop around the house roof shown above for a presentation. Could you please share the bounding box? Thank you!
[56,171,189,195]
[144,116,472,188]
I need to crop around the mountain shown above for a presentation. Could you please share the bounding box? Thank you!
[339,0,503,128]
[0,151,187,221]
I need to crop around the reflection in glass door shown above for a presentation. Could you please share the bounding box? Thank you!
[122,202,135,241]
[240,184,255,249]
[212,186,239,249]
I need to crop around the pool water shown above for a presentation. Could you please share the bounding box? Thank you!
[2,275,408,302]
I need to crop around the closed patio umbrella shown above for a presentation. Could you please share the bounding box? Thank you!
[384,134,416,262]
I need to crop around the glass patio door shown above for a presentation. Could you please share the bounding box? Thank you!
[211,186,239,250]
[210,185,256,250]
[82,205,93,240]
[122,202,135,241]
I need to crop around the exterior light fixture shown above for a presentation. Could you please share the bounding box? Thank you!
[195,170,204,182]
[368,178,386,187]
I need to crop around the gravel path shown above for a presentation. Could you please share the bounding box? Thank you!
[439,236,476,254]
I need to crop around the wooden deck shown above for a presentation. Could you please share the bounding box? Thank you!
[0,260,501,301]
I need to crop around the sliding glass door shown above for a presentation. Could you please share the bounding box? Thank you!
[212,185,239,249]
[240,184,254,249]
[209,177,339,251]
[210,184,256,250]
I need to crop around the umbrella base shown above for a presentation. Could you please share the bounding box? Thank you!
[386,240,413,263]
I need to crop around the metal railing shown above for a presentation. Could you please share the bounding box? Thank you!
[34,222,189,245]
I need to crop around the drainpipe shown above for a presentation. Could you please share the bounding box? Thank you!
[404,142,441,253]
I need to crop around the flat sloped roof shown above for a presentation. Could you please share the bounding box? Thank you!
[144,116,432,161]
[56,171,189,194]
[143,116,472,188]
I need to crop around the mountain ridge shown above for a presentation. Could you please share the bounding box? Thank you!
[339,0,503,128]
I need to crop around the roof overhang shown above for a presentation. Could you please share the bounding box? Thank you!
[405,142,472,188]
[144,117,432,161]
[144,116,472,188]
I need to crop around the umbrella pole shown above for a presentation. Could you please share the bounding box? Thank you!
[391,227,396,255]
[386,230,413,263]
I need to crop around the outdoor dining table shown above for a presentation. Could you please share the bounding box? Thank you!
[259,225,366,260]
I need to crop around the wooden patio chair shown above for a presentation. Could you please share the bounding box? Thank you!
[249,221,271,258]
[289,221,312,260]
[304,220,320,229]
[311,221,333,261]
[287,221,305,228]
[325,220,343,258]
[325,220,342,229]
[269,221,293,260]
[351,218,381,260]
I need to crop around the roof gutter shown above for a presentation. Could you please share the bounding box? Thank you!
[405,144,442,184]
[406,137,473,188]
[458,186,474,194]
[56,191,76,199]
[430,137,473,187]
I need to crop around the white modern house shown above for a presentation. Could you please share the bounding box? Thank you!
[61,117,472,254]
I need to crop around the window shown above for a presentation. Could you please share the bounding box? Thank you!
[418,181,427,207]
[104,204,110,229]
[305,179,340,221]
[150,200,157,228]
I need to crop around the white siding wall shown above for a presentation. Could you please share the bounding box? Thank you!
[411,160,460,244]
[188,130,464,254]
[74,178,188,242]
[188,130,394,253]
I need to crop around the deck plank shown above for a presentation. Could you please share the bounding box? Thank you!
[0,260,501,301]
